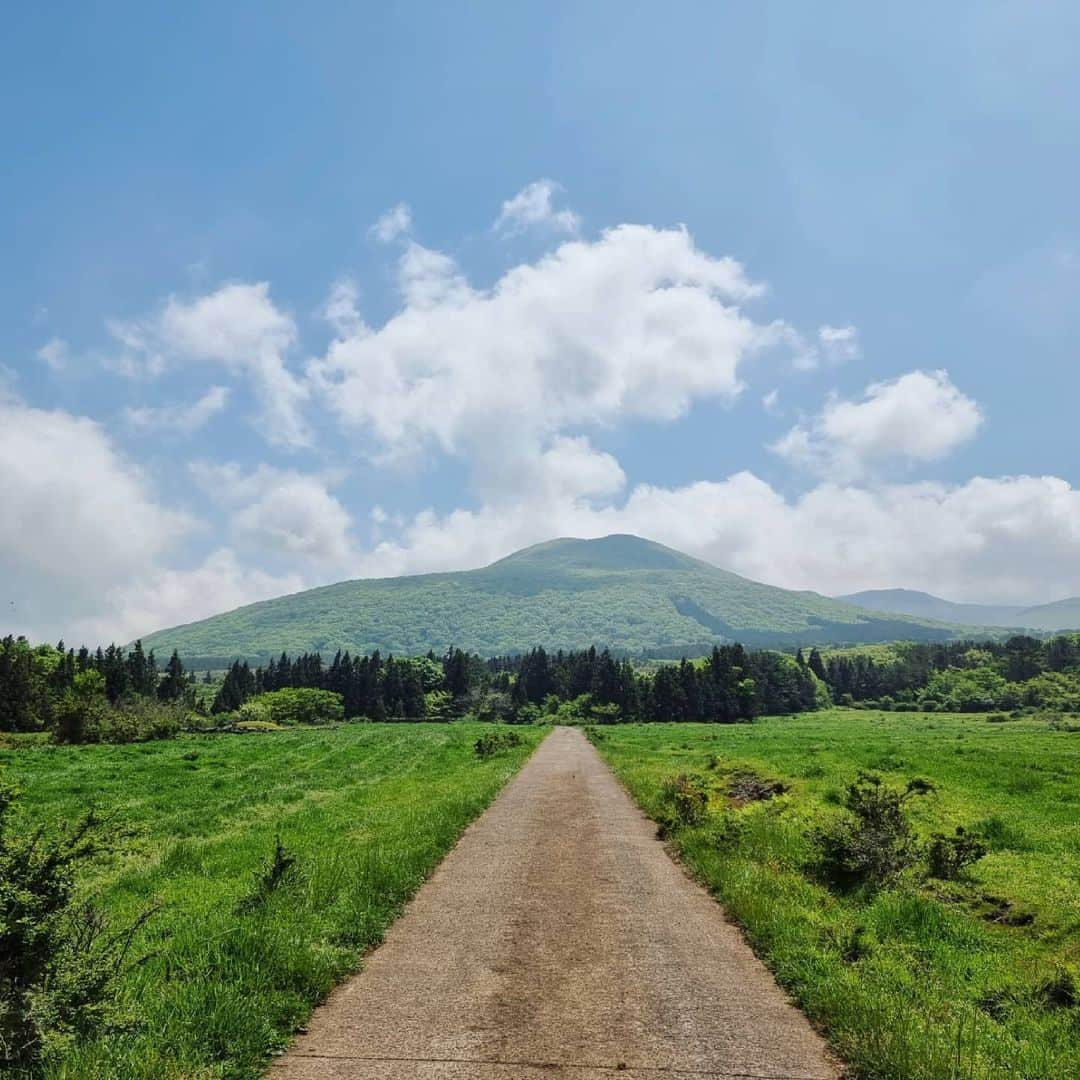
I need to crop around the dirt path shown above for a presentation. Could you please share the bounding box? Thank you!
[271,727,839,1079]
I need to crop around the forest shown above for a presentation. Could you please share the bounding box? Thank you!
[3,631,1080,743]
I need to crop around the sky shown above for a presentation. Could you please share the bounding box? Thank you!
[3,1,1080,644]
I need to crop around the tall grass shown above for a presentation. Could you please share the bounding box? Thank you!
[594,712,1080,1080]
[0,723,540,1079]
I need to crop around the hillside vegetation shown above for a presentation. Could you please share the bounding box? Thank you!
[138,535,965,664]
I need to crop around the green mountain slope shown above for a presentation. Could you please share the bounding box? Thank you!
[838,588,1080,632]
[140,535,970,664]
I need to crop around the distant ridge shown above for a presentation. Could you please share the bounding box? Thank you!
[140,534,981,664]
[837,588,1080,633]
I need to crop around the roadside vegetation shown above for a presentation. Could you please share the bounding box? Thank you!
[591,711,1080,1079]
[0,723,540,1078]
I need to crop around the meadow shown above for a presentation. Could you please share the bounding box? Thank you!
[591,710,1080,1079]
[0,723,541,1079]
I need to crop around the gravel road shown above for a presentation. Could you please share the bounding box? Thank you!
[271,726,839,1079]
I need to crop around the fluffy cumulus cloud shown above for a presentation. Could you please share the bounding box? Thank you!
[494,179,581,235]
[0,396,308,643]
[0,397,185,637]
[191,462,356,568]
[310,223,778,498]
[81,549,303,647]
[110,282,309,447]
[772,369,984,479]
[14,180,1080,640]
[351,470,1080,605]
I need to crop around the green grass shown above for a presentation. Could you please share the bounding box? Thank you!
[137,535,961,664]
[0,723,542,1080]
[591,711,1080,1079]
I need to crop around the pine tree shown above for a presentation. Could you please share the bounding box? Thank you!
[158,651,189,702]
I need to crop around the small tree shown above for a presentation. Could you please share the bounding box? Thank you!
[813,773,934,890]
[0,777,147,1069]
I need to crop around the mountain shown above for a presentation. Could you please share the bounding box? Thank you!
[140,535,972,665]
[837,588,1080,633]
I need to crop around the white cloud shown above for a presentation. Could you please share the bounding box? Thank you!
[310,224,779,499]
[762,388,781,414]
[790,324,861,371]
[0,398,195,641]
[494,179,580,235]
[190,462,356,568]
[772,369,984,479]
[80,548,304,647]
[323,277,364,337]
[817,324,860,363]
[350,470,1080,607]
[371,202,413,244]
[109,282,309,447]
[37,337,69,371]
[125,385,231,434]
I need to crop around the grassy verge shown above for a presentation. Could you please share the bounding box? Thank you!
[1,723,542,1079]
[590,711,1079,1079]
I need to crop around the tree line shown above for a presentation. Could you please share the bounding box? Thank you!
[5,630,1080,740]
[0,637,192,734]
[815,634,1080,712]
[210,643,824,724]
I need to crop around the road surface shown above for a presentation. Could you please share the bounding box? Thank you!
[271,726,839,1079]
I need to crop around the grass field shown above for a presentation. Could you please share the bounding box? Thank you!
[0,723,540,1079]
[591,711,1080,1080]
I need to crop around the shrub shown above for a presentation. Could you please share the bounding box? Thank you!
[659,773,710,829]
[236,836,297,914]
[812,773,933,890]
[245,688,344,727]
[233,719,283,733]
[473,729,523,758]
[925,827,988,880]
[0,776,148,1069]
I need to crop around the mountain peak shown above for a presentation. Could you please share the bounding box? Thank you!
[488,534,706,573]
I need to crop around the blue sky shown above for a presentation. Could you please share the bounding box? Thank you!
[3,1,1079,642]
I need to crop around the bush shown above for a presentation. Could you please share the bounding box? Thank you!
[232,719,283,733]
[813,773,933,890]
[659,773,710,829]
[926,827,988,880]
[473,729,523,758]
[0,776,148,1069]
[244,688,344,727]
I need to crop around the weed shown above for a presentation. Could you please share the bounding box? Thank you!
[925,827,988,881]
[1036,968,1077,1011]
[659,773,710,830]
[235,835,297,914]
